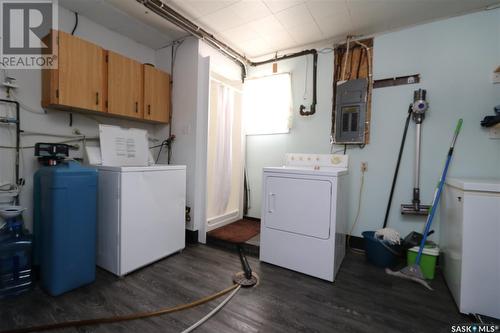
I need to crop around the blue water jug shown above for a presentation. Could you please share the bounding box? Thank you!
[0,215,33,298]
[33,161,97,296]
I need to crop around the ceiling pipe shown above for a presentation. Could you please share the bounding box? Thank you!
[137,0,318,83]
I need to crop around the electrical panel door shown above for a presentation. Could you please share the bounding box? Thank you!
[334,79,368,144]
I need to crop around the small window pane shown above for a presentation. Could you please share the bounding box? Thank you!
[243,74,292,135]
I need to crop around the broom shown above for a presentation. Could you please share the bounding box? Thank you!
[386,118,463,290]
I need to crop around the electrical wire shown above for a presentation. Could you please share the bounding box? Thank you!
[352,40,372,84]
[0,137,97,150]
[303,54,309,101]
[21,131,86,139]
[180,285,241,333]
[166,39,184,164]
[318,47,334,54]
[71,12,79,35]
[341,36,351,81]
[155,140,166,164]
[348,168,366,255]
[0,284,240,333]
[10,91,46,114]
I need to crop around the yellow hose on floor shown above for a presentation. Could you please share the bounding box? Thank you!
[1,284,239,333]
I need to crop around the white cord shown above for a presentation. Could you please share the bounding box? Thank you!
[348,169,366,254]
[303,54,309,101]
[10,91,46,114]
[180,285,241,333]
[341,36,351,81]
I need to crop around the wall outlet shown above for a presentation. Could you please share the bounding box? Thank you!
[492,72,500,84]
[361,161,368,172]
[489,124,500,139]
[493,66,500,84]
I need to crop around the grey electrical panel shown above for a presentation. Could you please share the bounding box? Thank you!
[334,78,368,144]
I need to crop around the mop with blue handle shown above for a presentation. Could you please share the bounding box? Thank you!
[386,119,463,290]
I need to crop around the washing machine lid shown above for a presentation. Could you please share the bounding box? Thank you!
[264,166,347,177]
[97,164,186,172]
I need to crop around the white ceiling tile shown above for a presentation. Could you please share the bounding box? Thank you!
[235,37,271,56]
[168,0,238,19]
[221,24,262,42]
[263,0,305,13]
[306,0,350,20]
[246,15,284,35]
[287,22,323,44]
[314,14,352,39]
[275,3,317,29]
[229,0,272,22]
[261,29,295,46]
[198,7,245,31]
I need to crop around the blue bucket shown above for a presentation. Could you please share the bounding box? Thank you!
[362,231,401,268]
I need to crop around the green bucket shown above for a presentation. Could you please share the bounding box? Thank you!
[407,245,439,280]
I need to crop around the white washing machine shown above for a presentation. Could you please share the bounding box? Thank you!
[260,154,349,282]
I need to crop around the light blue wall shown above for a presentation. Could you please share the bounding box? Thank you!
[246,9,500,241]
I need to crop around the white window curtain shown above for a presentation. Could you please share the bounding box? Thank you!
[243,73,292,135]
[211,84,235,216]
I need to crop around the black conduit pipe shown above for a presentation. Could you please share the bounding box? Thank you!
[299,51,318,116]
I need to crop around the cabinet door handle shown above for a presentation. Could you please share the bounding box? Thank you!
[135,102,138,113]
[95,92,99,105]
[148,104,151,115]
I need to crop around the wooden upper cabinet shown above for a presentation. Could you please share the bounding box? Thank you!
[42,31,171,123]
[143,65,170,124]
[107,51,143,119]
[42,30,106,112]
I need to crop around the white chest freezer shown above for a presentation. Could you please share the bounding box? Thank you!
[440,178,500,319]
[96,165,186,276]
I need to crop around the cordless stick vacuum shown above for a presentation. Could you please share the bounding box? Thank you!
[401,89,431,215]
[387,119,463,290]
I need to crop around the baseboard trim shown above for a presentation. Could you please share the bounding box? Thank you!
[243,216,261,222]
[206,236,259,258]
[186,230,199,244]
[348,235,364,250]
[207,210,240,232]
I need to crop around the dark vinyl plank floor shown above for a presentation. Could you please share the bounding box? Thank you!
[0,244,466,333]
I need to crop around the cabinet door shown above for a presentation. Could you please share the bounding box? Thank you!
[107,51,143,119]
[58,31,106,112]
[143,65,170,123]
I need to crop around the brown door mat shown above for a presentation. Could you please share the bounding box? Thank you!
[207,219,260,244]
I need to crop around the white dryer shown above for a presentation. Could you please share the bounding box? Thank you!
[260,154,349,282]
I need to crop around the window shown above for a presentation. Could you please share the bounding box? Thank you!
[243,73,292,135]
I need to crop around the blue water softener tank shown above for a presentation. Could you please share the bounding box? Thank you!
[34,160,98,296]
[0,213,33,298]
